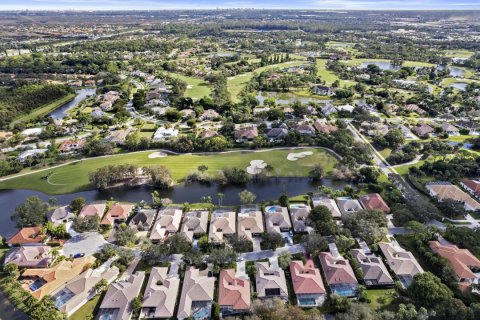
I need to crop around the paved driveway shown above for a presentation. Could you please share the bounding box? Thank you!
[62,232,107,257]
[252,237,262,252]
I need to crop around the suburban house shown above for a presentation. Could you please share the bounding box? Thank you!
[255,261,288,301]
[177,267,215,320]
[321,104,337,116]
[52,266,119,317]
[311,197,342,219]
[59,139,86,153]
[379,240,424,288]
[100,203,135,226]
[289,203,312,233]
[47,205,75,226]
[141,267,180,319]
[456,120,480,135]
[266,127,288,141]
[21,256,96,300]
[461,179,480,199]
[79,203,107,219]
[18,149,47,163]
[314,121,338,134]
[218,269,251,316]
[153,126,179,141]
[351,244,394,288]
[200,129,218,140]
[264,206,292,233]
[319,243,359,297]
[411,124,434,138]
[426,182,480,211]
[4,246,52,268]
[98,271,146,320]
[91,107,106,119]
[105,129,130,145]
[441,122,460,136]
[404,104,426,115]
[312,85,333,96]
[234,126,258,142]
[181,210,209,241]
[238,208,264,241]
[292,123,316,135]
[7,227,48,246]
[358,193,391,213]
[150,208,182,243]
[129,209,157,232]
[290,260,326,307]
[429,241,480,291]
[336,197,363,215]
[209,210,236,243]
[199,109,220,121]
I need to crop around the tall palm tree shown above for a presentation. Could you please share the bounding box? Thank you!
[217,193,225,207]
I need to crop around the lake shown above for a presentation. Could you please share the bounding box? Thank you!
[0,177,347,239]
[49,88,97,120]
[359,61,465,77]
[449,82,469,91]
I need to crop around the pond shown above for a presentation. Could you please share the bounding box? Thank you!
[437,65,465,77]
[256,91,331,105]
[48,88,97,120]
[0,177,347,239]
[449,82,469,91]
[360,61,402,71]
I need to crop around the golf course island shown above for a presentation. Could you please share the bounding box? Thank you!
[0,148,338,195]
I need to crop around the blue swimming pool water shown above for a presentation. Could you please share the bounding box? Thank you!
[267,207,277,213]
[29,280,44,291]
[53,290,74,308]
[193,307,211,320]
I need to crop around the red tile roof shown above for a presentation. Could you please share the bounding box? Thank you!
[429,241,480,281]
[462,180,480,197]
[319,252,358,285]
[218,269,251,310]
[7,227,46,245]
[359,193,390,213]
[290,260,326,295]
[100,204,134,225]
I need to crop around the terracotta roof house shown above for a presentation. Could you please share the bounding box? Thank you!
[238,209,264,241]
[461,179,480,199]
[129,209,157,232]
[21,256,95,300]
[336,197,363,215]
[177,267,215,320]
[52,266,119,317]
[314,121,338,134]
[255,261,288,301]
[411,124,434,138]
[289,203,312,233]
[99,271,145,320]
[379,241,424,288]
[218,269,251,316]
[359,193,391,213]
[47,206,75,226]
[351,248,394,288]
[181,210,209,241]
[209,210,236,243]
[311,197,342,219]
[59,139,86,153]
[100,204,135,226]
[141,267,180,319]
[426,182,480,211]
[4,246,52,268]
[319,248,359,297]
[200,129,218,140]
[79,203,107,219]
[292,123,316,135]
[234,126,258,142]
[429,241,480,287]
[7,227,47,246]
[199,109,220,121]
[290,260,326,307]
[264,206,292,233]
[150,208,182,243]
[105,129,130,145]
[404,104,426,115]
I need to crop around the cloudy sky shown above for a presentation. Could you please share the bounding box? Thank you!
[1,0,479,10]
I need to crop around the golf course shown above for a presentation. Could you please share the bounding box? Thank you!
[0,148,339,195]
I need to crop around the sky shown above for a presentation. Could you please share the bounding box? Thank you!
[0,0,480,10]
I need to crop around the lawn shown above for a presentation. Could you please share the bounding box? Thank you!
[10,93,76,127]
[164,72,212,100]
[316,59,357,87]
[441,77,479,88]
[395,160,426,176]
[69,293,103,320]
[0,148,339,195]
[442,49,475,58]
[366,289,396,310]
[227,61,307,102]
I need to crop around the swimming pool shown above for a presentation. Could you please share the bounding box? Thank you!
[29,279,45,291]
[193,306,211,320]
[53,289,75,308]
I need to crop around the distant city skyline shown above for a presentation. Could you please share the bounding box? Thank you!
[1,0,480,11]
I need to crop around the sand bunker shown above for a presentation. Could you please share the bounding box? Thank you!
[287,151,314,161]
[247,160,267,174]
[187,85,193,89]
[148,151,168,159]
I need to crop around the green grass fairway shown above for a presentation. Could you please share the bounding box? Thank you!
[227,61,307,102]
[0,148,338,195]
[10,93,76,127]
[316,59,357,87]
[165,73,212,100]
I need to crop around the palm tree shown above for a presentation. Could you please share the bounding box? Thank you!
[217,193,225,207]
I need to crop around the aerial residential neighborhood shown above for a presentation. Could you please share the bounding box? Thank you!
[0,3,480,320]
